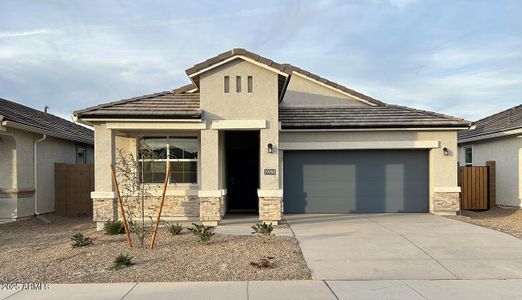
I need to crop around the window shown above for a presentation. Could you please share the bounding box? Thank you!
[464,147,472,166]
[76,147,86,164]
[247,76,253,93]
[224,76,230,93]
[139,137,198,184]
[236,76,241,92]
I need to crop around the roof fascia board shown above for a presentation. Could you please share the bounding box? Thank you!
[458,128,522,144]
[280,127,470,132]
[188,55,288,78]
[4,120,93,145]
[292,71,377,107]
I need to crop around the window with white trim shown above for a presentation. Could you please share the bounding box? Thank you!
[138,137,198,184]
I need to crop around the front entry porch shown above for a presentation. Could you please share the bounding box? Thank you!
[90,121,282,230]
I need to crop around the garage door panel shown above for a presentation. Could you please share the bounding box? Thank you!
[283,150,429,213]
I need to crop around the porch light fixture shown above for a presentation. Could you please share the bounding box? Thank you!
[267,143,273,154]
[443,147,449,156]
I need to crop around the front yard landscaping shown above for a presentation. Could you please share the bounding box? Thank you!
[0,216,311,283]
[446,207,522,239]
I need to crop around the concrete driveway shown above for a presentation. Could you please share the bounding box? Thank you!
[286,214,522,280]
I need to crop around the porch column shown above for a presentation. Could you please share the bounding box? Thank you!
[199,129,225,226]
[258,126,282,225]
[91,123,117,230]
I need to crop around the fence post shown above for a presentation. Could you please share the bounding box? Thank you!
[486,161,496,208]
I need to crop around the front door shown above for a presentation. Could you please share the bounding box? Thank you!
[226,131,259,213]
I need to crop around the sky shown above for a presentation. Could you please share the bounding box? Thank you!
[0,0,521,121]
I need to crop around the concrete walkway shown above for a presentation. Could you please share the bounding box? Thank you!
[3,280,522,299]
[215,214,293,236]
[286,214,522,280]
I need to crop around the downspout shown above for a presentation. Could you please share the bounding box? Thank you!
[34,134,47,215]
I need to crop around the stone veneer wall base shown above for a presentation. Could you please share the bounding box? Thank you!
[258,196,282,225]
[433,192,460,215]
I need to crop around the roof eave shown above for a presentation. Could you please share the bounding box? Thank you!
[281,124,471,131]
[458,128,522,144]
[4,120,93,145]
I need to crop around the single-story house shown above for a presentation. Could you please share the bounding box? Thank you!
[74,48,471,229]
[458,104,522,207]
[0,98,94,222]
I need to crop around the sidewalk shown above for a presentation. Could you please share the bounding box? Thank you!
[3,279,522,300]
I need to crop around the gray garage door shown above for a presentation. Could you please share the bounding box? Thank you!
[283,150,429,213]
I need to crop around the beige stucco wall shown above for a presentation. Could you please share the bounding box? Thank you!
[0,126,93,221]
[458,136,522,207]
[281,73,369,107]
[280,130,459,212]
[199,58,280,191]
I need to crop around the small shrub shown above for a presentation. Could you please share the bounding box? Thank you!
[168,223,183,236]
[252,223,273,236]
[109,253,134,271]
[187,223,215,243]
[250,256,275,268]
[71,233,93,248]
[104,220,125,235]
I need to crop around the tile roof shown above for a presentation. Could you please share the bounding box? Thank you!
[74,90,201,119]
[75,49,469,130]
[458,104,522,142]
[279,105,471,129]
[0,98,93,144]
[185,48,384,106]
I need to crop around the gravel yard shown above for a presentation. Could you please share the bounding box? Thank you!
[0,217,311,283]
[446,207,522,239]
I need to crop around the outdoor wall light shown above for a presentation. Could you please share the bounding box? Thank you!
[443,147,449,156]
[267,143,273,154]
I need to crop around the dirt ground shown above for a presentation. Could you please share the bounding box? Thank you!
[0,217,311,283]
[446,207,522,239]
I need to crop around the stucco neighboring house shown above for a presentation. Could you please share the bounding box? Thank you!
[73,49,471,230]
[458,104,522,207]
[0,98,94,222]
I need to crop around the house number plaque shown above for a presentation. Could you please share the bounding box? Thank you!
[264,169,276,175]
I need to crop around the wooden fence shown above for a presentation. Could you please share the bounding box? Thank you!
[55,163,94,217]
[458,161,495,210]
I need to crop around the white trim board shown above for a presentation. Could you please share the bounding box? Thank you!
[188,55,289,77]
[106,121,207,130]
[279,141,440,150]
[211,120,267,130]
[198,189,227,198]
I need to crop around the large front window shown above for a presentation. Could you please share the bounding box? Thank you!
[139,136,198,184]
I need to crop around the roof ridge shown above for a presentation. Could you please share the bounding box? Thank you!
[184,48,385,106]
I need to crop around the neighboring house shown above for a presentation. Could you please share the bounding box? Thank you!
[74,48,470,229]
[0,98,94,222]
[458,104,522,207]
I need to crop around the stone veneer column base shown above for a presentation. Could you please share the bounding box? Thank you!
[433,192,460,215]
[258,197,282,225]
[199,196,225,226]
[93,198,118,231]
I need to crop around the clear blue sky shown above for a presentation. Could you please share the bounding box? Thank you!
[1,0,521,121]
